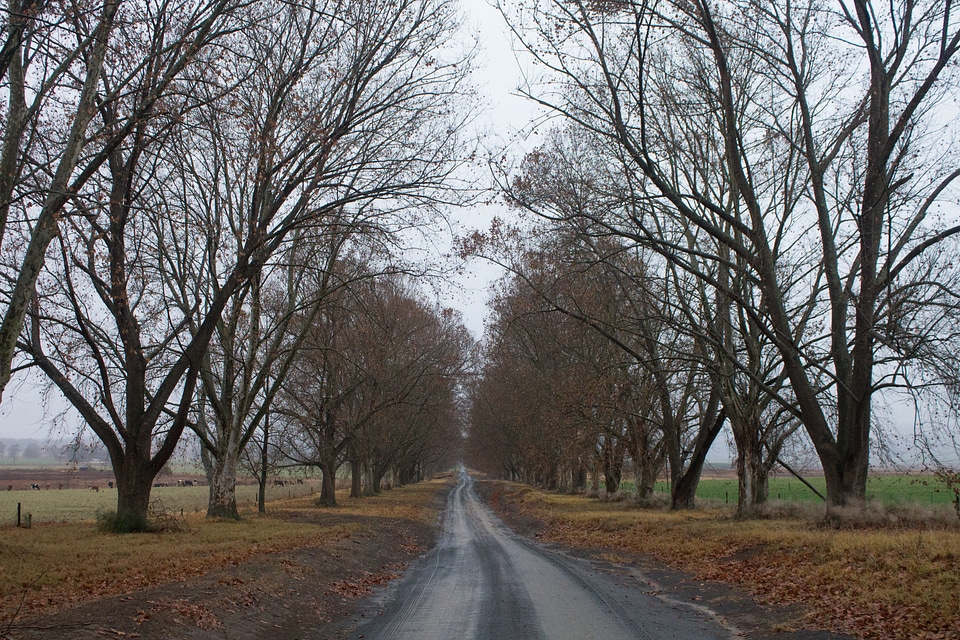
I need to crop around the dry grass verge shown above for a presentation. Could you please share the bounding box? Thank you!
[488,482,960,640]
[0,480,448,625]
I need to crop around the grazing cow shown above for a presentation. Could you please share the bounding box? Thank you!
[153,482,167,488]
[30,483,40,490]
[108,481,114,489]
[58,483,64,490]
[182,480,194,487]
[296,478,304,485]
[89,485,99,492]
[6,485,11,491]
[45,484,50,490]
[273,479,285,486]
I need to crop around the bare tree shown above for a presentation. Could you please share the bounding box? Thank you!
[15,0,246,529]
[174,0,475,518]
[499,0,960,510]
[0,0,242,400]
[190,230,357,519]
[351,285,470,492]
[275,290,356,506]
[469,274,589,489]
[278,276,469,505]
[468,233,681,497]
[17,0,475,529]
[479,141,730,508]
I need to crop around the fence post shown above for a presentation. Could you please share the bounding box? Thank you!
[17,502,21,527]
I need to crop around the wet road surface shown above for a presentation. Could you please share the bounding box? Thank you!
[355,471,733,640]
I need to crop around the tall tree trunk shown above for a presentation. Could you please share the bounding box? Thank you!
[636,453,659,504]
[547,464,559,490]
[200,446,214,486]
[734,438,768,517]
[602,439,624,495]
[258,417,269,514]
[363,462,376,496]
[207,442,240,520]
[574,460,587,491]
[729,413,769,517]
[628,418,662,504]
[114,448,156,531]
[318,459,337,507]
[671,471,699,509]
[671,408,726,509]
[350,457,362,498]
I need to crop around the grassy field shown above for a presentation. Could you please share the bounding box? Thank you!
[0,479,448,624]
[0,460,61,468]
[7,472,954,526]
[491,482,960,639]
[613,473,958,507]
[0,482,320,526]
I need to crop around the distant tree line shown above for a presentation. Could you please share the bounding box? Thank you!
[0,440,40,460]
[0,438,112,462]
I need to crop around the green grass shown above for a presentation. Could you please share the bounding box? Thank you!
[0,482,321,526]
[613,474,957,506]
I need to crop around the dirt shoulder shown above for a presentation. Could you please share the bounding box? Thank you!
[3,487,447,640]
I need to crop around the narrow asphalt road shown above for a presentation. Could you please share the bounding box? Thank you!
[355,471,734,640]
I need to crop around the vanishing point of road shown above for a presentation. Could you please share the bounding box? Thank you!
[355,471,733,640]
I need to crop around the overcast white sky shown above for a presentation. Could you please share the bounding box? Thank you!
[434,0,539,339]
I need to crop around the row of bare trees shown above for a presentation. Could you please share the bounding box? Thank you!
[471,0,960,515]
[466,224,799,515]
[276,275,470,507]
[0,0,476,528]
